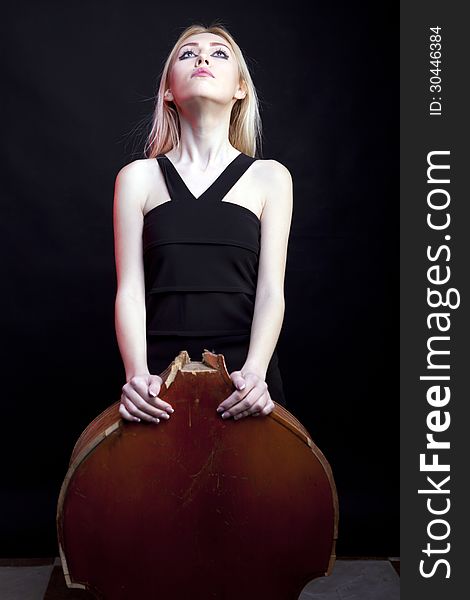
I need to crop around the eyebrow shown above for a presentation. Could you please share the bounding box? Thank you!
[178,42,232,52]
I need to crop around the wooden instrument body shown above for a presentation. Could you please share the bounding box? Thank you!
[57,350,339,599]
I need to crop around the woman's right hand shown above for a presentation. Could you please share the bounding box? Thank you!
[119,374,174,424]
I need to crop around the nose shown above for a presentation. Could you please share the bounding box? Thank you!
[196,54,209,66]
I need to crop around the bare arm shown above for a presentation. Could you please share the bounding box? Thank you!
[242,159,293,378]
[113,161,174,424]
[113,161,150,381]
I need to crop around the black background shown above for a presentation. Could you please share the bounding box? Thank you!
[1,0,398,558]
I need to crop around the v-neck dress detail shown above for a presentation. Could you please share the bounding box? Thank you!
[161,151,245,201]
[142,151,287,406]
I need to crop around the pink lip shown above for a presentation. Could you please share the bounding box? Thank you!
[192,68,214,78]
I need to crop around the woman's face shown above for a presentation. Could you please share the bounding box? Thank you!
[166,33,245,110]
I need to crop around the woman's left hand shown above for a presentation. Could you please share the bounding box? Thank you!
[216,370,275,420]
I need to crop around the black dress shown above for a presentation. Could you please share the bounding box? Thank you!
[142,151,287,407]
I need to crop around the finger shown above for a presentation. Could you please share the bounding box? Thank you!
[217,386,250,414]
[259,398,275,416]
[225,384,268,419]
[231,370,246,391]
[145,376,173,413]
[217,372,259,413]
[252,397,274,417]
[119,400,166,424]
[127,377,154,402]
[234,408,254,420]
[121,394,169,423]
[238,383,269,419]
[123,387,171,420]
[148,376,164,399]
[251,397,270,418]
[121,399,161,424]
[147,394,174,414]
[246,403,273,419]
[233,396,266,421]
[119,403,141,423]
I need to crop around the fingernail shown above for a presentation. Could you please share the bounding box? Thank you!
[149,391,157,397]
[238,383,245,390]
[222,412,229,419]
[152,417,160,423]
[217,407,224,413]
[168,407,174,413]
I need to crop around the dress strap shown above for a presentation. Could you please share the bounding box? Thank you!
[156,153,257,203]
[204,153,257,204]
[155,155,181,202]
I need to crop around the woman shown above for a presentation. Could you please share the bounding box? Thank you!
[114,23,293,426]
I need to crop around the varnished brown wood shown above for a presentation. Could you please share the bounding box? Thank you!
[56,349,339,599]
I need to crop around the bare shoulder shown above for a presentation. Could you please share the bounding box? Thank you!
[114,158,157,214]
[254,159,293,217]
[254,158,293,185]
[115,158,154,189]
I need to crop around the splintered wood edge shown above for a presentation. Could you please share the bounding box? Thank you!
[160,349,232,393]
[202,349,233,385]
[161,350,190,389]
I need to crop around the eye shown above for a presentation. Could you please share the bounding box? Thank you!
[213,48,229,59]
[178,47,230,60]
[179,49,196,59]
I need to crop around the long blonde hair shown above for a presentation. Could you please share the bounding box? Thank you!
[144,22,263,159]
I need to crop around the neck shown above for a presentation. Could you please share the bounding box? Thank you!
[171,102,237,167]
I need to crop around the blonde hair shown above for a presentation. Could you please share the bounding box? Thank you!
[144,22,263,159]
